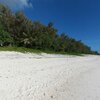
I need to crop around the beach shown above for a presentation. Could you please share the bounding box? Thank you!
[0,51,100,100]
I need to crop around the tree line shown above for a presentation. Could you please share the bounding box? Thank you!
[0,4,98,54]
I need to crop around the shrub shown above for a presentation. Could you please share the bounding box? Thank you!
[0,30,13,46]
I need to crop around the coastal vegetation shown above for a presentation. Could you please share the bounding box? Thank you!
[0,4,98,54]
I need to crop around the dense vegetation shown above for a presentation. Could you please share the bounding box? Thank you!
[0,4,98,54]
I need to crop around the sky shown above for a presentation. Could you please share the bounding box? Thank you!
[0,0,100,52]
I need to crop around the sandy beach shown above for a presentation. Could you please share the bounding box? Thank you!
[0,51,100,100]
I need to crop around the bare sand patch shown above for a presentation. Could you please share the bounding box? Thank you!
[0,51,100,100]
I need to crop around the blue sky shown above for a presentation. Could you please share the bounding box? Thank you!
[0,0,100,52]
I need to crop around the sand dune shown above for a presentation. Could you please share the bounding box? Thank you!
[0,51,100,100]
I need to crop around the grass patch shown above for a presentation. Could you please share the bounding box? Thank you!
[0,46,84,56]
[0,46,42,54]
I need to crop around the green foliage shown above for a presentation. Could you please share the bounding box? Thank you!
[0,29,13,46]
[0,4,99,55]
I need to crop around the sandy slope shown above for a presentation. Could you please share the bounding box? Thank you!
[0,51,100,100]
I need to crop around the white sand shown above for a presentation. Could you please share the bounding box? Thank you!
[0,51,100,100]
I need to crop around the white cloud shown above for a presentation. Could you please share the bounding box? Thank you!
[0,0,33,10]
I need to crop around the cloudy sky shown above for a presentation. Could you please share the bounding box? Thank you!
[0,0,33,10]
[0,0,100,52]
